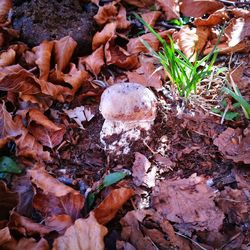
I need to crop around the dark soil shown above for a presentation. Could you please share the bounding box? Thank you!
[12,0,98,54]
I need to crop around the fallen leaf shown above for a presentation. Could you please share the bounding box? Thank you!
[105,40,139,70]
[54,36,77,72]
[214,126,250,164]
[0,227,12,246]
[80,45,104,75]
[64,106,95,129]
[0,49,16,67]
[152,174,224,231]
[180,0,224,18]
[94,188,134,225]
[194,9,229,26]
[0,181,18,220]
[122,0,154,8]
[33,41,54,81]
[53,212,108,250]
[92,22,117,50]
[156,0,179,20]
[8,211,53,237]
[94,3,118,25]
[141,11,162,28]
[0,0,12,23]
[116,5,130,30]
[127,30,174,54]
[45,214,73,235]
[132,152,156,188]
[29,166,84,219]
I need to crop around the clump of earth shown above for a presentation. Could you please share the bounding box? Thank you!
[12,0,98,54]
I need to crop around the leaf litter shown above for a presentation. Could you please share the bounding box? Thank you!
[0,0,250,249]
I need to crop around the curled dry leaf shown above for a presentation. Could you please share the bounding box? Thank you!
[0,0,12,23]
[94,188,134,225]
[54,36,77,72]
[180,0,224,18]
[92,22,116,50]
[8,211,53,237]
[29,166,84,219]
[0,49,16,67]
[45,214,73,235]
[80,45,104,75]
[141,11,162,28]
[126,55,164,90]
[0,181,19,221]
[194,9,229,26]
[132,152,156,188]
[105,40,139,70]
[214,127,250,164]
[127,30,174,54]
[116,5,130,30]
[0,227,12,246]
[156,0,179,20]
[94,3,117,25]
[33,41,54,81]
[152,174,224,231]
[122,0,154,8]
[53,212,108,250]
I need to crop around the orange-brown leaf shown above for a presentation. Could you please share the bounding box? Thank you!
[116,5,130,30]
[156,0,179,20]
[0,0,12,23]
[94,3,118,25]
[141,11,162,28]
[94,188,134,225]
[54,36,77,72]
[33,41,54,80]
[53,212,107,250]
[0,48,16,67]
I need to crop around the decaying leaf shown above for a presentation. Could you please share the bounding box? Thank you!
[0,227,12,246]
[0,49,16,67]
[94,3,118,25]
[122,0,154,8]
[94,188,134,225]
[0,0,12,23]
[156,0,179,20]
[152,174,224,231]
[53,212,108,250]
[132,152,156,188]
[116,5,130,30]
[54,36,77,72]
[214,126,250,164]
[141,11,162,28]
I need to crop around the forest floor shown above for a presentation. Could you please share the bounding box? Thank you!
[0,0,249,249]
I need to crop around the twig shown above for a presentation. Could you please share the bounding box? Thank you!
[217,232,241,250]
[176,232,208,250]
[220,103,229,124]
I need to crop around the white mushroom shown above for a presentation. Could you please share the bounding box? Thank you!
[99,82,157,154]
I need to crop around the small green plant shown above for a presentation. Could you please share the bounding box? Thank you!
[135,14,222,99]
[223,86,250,119]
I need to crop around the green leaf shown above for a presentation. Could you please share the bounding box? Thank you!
[224,111,240,121]
[103,172,128,188]
[0,156,22,174]
[86,192,97,211]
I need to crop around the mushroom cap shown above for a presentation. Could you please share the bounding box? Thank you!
[99,83,157,122]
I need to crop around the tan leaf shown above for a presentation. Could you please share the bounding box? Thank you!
[94,3,118,25]
[156,0,179,20]
[94,188,134,225]
[152,174,224,231]
[132,152,156,188]
[0,0,12,23]
[141,11,162,28]
[54,36,77,72]
[105,40,139,70]
[45,214,73,235]
[8,211,53,237]
[180,0,224,18]
[127,30,174,54]
[116,5,130,30]
[33,41,54,80]
[80,46,104,75]
[0,49,16,67]
[194,9,229,26]
[92,22,116,50]
[53,212,108,250]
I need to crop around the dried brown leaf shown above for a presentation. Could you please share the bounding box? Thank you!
[0,227,12,246]
[94,188,134,225]
[156,0,179,20]
[132,152,156,188]
[80,46,104,75]
[92,22,116,50]
[53,212,108,250]
[94,3,118,25]
[0,49,16,67]
[122,0,154,8]
[141,11,162,28]
[54,36,77,72]
[0,0,12,23]
[180,0,224,18]
[33,41,54,81]
[152,174,224,231]
[116,5,130,30]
